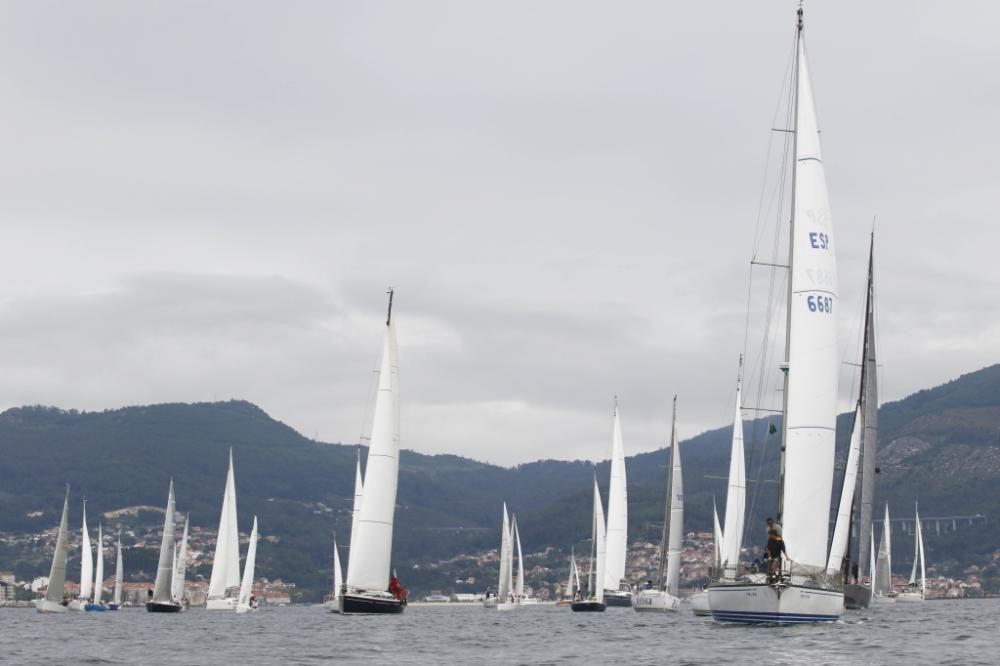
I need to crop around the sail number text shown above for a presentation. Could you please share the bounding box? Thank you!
[808,232,830,250]
[806,295,833,313]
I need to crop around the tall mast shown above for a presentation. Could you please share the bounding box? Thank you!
[777,3,804,526]
[589,469,597,597]
[386,288,394,326]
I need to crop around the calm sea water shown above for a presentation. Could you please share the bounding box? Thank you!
[2,599,995,665]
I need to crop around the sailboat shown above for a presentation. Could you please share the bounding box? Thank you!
[708,6,844,624]
[35,488,71,613]
[236,516,260,614]
[325,533,344,612]
[571,473,607,612]
[84,523,108,611]
[633,396,683,612]
[690,499,723,616]
[146,480,182,612]
[172,514,189,607]
[108,532,123,611]
[897,503,926,602]
[557,549,581,605]
[493,502,515,610]
[872,503,896,603]
[68,501,93,611]
[206,449,242,610]
[339,290,407,614]
[512,516,530,604]
[603,401,631,607]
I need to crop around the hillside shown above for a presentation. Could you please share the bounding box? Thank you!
[2,364,1000,598]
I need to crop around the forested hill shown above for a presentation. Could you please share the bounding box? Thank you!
[2,363,999,597]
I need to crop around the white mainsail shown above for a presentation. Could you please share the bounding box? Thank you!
[208,449,241,600]
[664,399,684,596]
[779,12,841,573]
[237,516,259,614]
[513,516,525,600]
[345,295,401,593]
[151,480,177,604]
[79,503,93,602]
[113,533,123,607]
[827,404,862,573]
[349,448,364,561]
[592,476,607,604]
[497,503,512,601]
[45,490,71,605]
[908,504,926,597]
[172,514,189,603]
[721,370,746,580]
[566,551,577,598]
[332,533,343,603]
[603,403,628,592]
[874,504,893,596]
[93,524,104,604]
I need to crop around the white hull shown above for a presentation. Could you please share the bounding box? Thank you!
[707,582,843,624]
[496,602,518,611]
[896,592,924,603]
[35,599,68,613]
[688,590,711,616]
[632,589,680,612]
[67,599,86,612]
[482,597,497,609]
[206,597,238,610]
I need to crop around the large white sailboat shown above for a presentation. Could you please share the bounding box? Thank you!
[206,449,242,610]
[146,480,182,613]
[494,502,515,610]
[897,503,926,602]
[872,503,896,603]
[340,290,407,614]
[68,501,93,611]
[708,6,844,624]
[571,473,607,612]
[35,488,71,613]
[633,396,683,612]
[603,401,631,607]
[108,532,123,611]
[236,516,260,614]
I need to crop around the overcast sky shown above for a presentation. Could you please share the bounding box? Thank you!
[1,2,997,465]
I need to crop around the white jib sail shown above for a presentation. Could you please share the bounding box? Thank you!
[827,404,863,573]
[603,404,628,592]
[237,516,259,613]
[721,374,746,579]
[713,498,724,570]
[665,410,684,597]
[113,534,123,606]
[79,503,93,601]
[347,450,364,577]
[593,477,607,604]
[916,508,926,597]
[172,514,189,602]
[566,552,577,598]
[332,533,343,602]
[151,480,177,603]
[208,449,241,599]
[513,516,525,599]
[93,524,104,604]
[497,503,512,601]
[345,303,400,593]
[874,503,892,595]
[45,490,71,604]
[781,25,841,572]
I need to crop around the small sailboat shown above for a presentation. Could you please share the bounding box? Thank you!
[236,516,260,614]
[571,473,606,612]
[512,515,525,604]
[206,449,242,610]
[84,524,108,611]
[339,290,407,614]
[708,6,844,624]
[633,396,682,612]
[108,532,123,610]
[602,401,631,607]
[872,504,896,603]
[172,514,189,608]
[690,497,724,617]
[35,488,71,613]
[146,480,182,613]
[557,549,581,605]
[68,501,93,611]
[897,504,926,602]
[494,503,516,610]
[325,533,344,612]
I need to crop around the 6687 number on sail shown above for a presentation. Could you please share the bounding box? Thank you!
[806,294,833,313]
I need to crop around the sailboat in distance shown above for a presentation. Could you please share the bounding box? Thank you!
[325,532,344,612]
[872,504,896,603]
[339,290,407,614]
[146,480,182,613]
[571,472,607,612]
[68,501,92,611]
[35,487,71,613]
[84,523,108,611]
[897,503,926,602]
[236,516,260,614]
[494,502,515,610]
[708,6,844,624]
[206,449,242,610]
[108,531,123,610]
[603,401,631,607]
